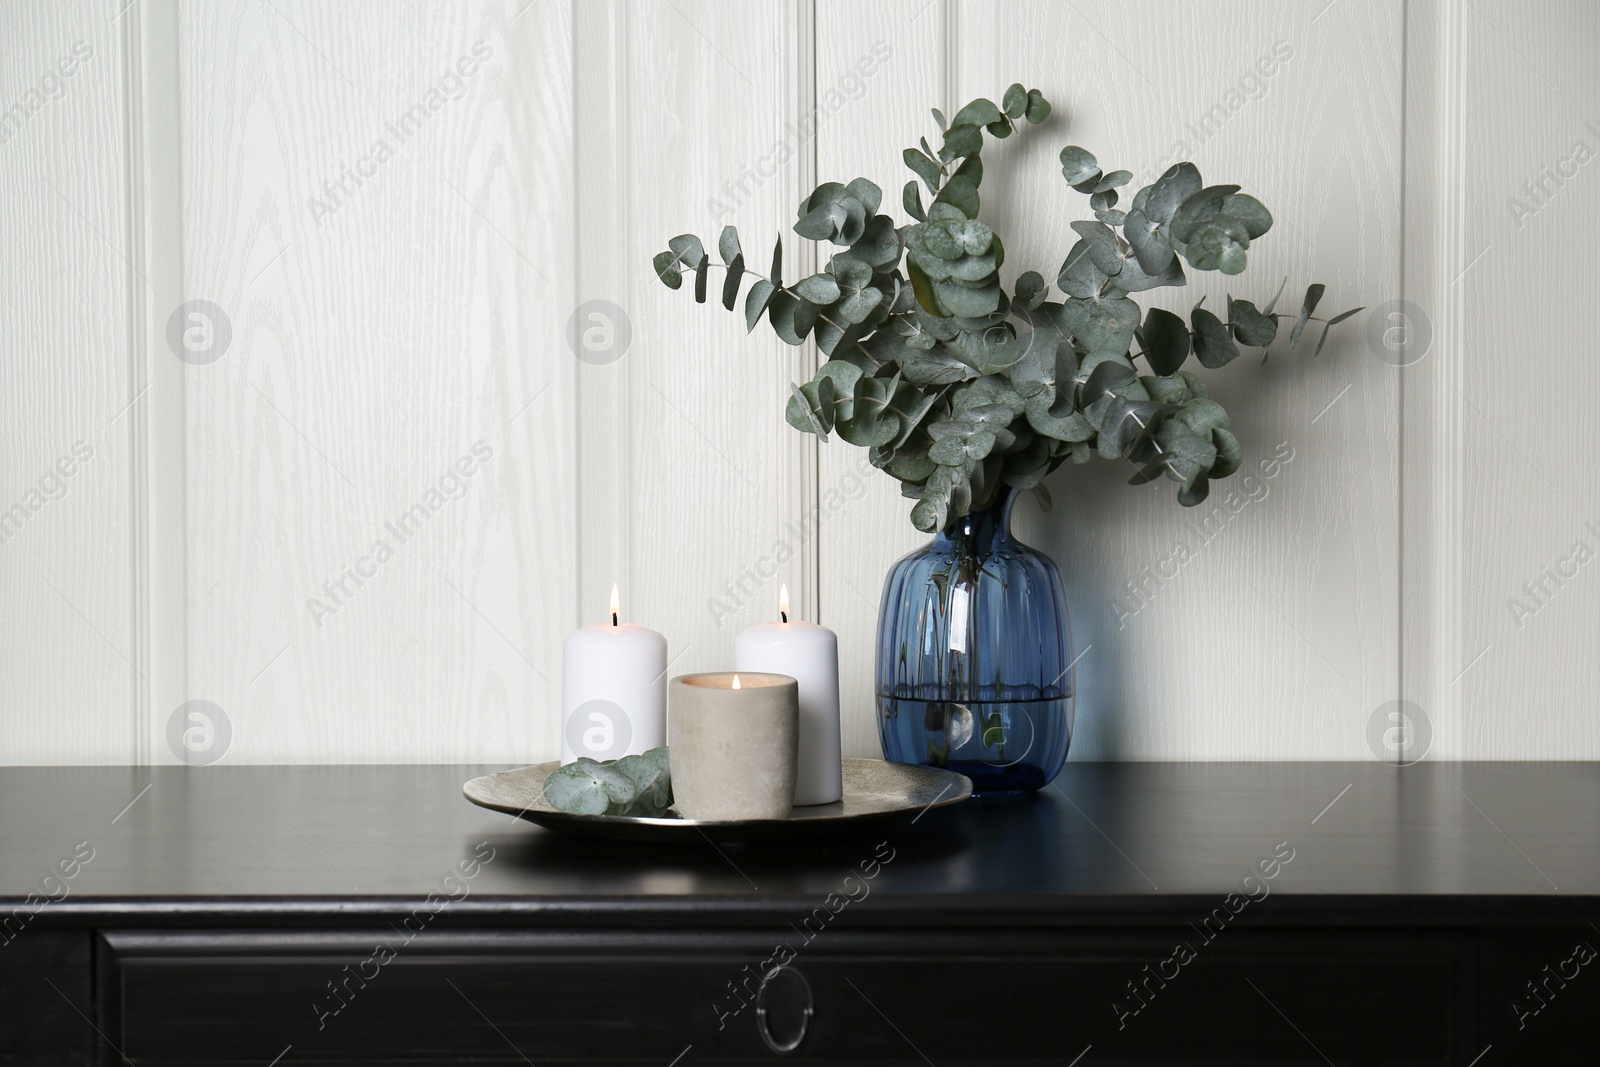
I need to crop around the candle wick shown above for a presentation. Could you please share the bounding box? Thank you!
[611,612,618,627]
[780,611,788,624]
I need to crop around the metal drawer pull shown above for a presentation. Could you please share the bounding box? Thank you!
[755,965,813,1054]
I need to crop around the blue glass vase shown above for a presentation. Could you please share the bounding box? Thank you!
[875,487,1073,794]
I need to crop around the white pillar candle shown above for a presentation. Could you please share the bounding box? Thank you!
[561,584,666,764]
[733,584,841,805]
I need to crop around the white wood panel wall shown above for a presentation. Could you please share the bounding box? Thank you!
[0,0,1593,764]
[178,0,576,761]
[0,0,136,762]
[1405,0,1600,759]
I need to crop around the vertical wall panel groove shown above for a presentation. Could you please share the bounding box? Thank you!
[791,0,821,628]
[126,0,189,764]
[1401,0,1468,759]
[574,0,633,634]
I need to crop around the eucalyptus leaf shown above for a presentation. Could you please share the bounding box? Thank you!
[839,285,884,324]
[904,148,942,193]
[721,253,744,310]
[1155,421,1217,490]
[1014,271,1047,310]
[932,277,1000,317]
[692,254,710,303]
[1052,294,1140,355]
[1179,476,1210,506]
[1290,283,1325,348]
[1070,220,1127,277]
[851,215,903,267]
[668,233,705,266]
[846,177,883,215]
[896,343,977,385]
[1219,192,1272,238]
[813,315,856,357]
[1210,427,1242,478]
[941,123,984,161]
[786,376,834,437]
[1002,436,1053,487]
[1228,297,1278,346]
[1083,359,1138,407]
[718,226,742,264]
[1191,307,1240,368]
[1325,306,1364,326]
[795,272,842,304]
[744,278,775,332]
[903,180,927,221]
[911,493,947,533]
[1145,162,1203,225]
[1002,83,1028,117]
[611,748,673,816]
[933,173,980,218]
[1056,240,1111,298]
[1173,398,1230,436]
[1105,247,1185,294]
[1059,145,1100,188]
[838,376,900,447]
[543,758,638,816]
[1025,390,1094,442]
[1185,216,1251,274]
[1024,89,1050,123]
[1143,307,1190,375]
[652,251,683,290]
[816,359,864,403]
[886,382,938,447]
[1124,209,1176,274]
[770,289,810,345]
[1263,275,1289,315]
[1138,374,1178,404]
[952,97,1002,127]
[885,440,937,482]
[1170,184,1242,242]
[1095,170,1132,193]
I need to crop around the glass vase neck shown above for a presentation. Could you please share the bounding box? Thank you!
[936,487,1018,553]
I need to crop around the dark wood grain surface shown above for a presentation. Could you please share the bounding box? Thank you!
[2,762,1595,927]
[5,763,1600,1064]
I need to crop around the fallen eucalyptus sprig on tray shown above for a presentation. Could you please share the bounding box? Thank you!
[544,747,674,817]
[655,83,1361,532]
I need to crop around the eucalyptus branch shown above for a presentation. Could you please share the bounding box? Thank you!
[653,81,1360,532]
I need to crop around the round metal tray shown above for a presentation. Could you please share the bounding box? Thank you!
[463,758,971,843]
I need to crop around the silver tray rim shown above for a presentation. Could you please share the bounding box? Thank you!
[462,758,972,841]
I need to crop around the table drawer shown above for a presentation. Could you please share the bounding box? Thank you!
[0,929,94,1066]
[103,928,1462,1065]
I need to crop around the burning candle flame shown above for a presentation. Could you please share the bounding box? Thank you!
[779,583,790,624]
[609,582,620,627]
[732,674,741,690]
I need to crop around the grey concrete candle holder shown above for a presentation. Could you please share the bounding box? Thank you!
[668,672,798,820]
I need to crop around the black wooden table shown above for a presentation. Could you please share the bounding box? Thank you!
[2,762,1596,1065]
